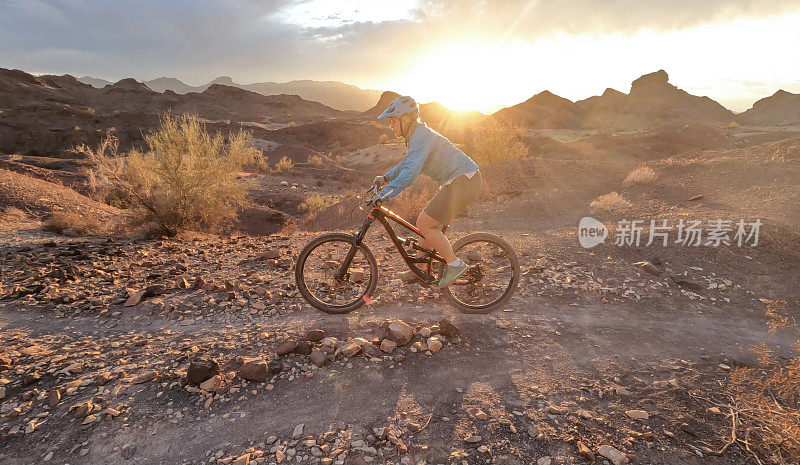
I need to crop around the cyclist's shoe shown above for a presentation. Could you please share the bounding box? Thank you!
[437,262,469,288]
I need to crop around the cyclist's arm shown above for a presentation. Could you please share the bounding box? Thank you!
[383,159,404,182]
[377,145,427,201]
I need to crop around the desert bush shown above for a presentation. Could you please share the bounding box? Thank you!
[589,192,632,214]
[623,165,658,186]
[378,133,392,144]
[77,113,258,235]
[307,154,324,166]
[468,118,530,165]
[244,151,269,172]
[274,156,294,172]
[719,300,800,464]
[42,211,102,235]
[300,193,338,214]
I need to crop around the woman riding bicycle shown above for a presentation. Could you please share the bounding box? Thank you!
[370,95,482,288]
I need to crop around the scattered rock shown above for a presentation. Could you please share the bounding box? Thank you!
[295,341,313,355]
[306,329,325,342]
[598,445,628,465]
[124,290,146,307]
[625,409,649,421]
[132,371,158,384]
[276,340,298,356]
[186,358,220,385]
[47,389,61,407]
[537,457,552,465]
[310,349,327,367]
[386,320,413,346]
[687,194,704,201]
[239,358,268,382]
[200,375,223,393]
[341,341,362,357]
[427,336,443,352]
[464,435,482,444]
[380,339,397,354]
[633,261,661,276]
[292,423,304,439]
[437,318,461,338]
[259,249,281,260]
[232,453,250,465]
[577,441,595,461]
[670,275,702,291]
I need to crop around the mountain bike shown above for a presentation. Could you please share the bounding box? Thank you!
[294,181,520,314]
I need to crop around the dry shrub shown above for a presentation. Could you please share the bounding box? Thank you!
[468,118,529,165]
[300,193,338,214]
[307,154,324,166]
[244,151,269,172]
[274,156,294,172]
[42,211,102,235]
[77,113,257,235]
[378,133,392,144]
[480,159,540,197]
[623,165,658,186]
[589,192,632,214]
[723,300,800,464]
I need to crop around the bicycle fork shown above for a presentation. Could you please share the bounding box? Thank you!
[334,214,374,282]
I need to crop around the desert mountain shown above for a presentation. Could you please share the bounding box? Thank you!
[79,75,382,112]
[491,90,586,128]
[577,70,735,128]
[0,68,346,156]
[360,91,402,119]
[738,89,800,126]
[77,75,112,88]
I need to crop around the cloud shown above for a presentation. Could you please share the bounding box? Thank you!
[0,0,798,90]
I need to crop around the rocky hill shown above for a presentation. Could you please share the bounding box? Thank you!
[79,75,382,112]
[0,68,346,156]
[492,90,586,128]
[738,89,800,126]
[577,70,736,129]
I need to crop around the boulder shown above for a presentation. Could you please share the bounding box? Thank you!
[186,358,220,385]
[276,340,298,356]
[239,358,268,382]
[386,320,413,346]
[310,349,327,367]
[437,319,461,338]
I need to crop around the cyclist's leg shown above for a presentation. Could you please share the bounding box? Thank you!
[417,211,456,263]
[417,171,482,262]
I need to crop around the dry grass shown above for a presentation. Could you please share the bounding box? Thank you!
[623,165,658,186]
[274,156,294,172]
[589,192,632,214]
[300,193,338,214]
[709,300,800,465]
[307,154,324,166]
[468,118,530,165]
[42,211,103,235]
[77,113,257,235]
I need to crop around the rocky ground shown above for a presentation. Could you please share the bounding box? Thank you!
[1,221,797,465]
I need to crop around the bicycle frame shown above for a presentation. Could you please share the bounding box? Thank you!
[336,204,448,286]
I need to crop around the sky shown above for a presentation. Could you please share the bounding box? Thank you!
[1,0,800,113]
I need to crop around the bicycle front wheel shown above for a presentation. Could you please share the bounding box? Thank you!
[295,233,379,314]
[443,232,520,313]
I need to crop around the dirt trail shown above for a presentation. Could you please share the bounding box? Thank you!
[0,277,794,464]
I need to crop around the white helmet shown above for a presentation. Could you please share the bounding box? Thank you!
[378,96,419,120]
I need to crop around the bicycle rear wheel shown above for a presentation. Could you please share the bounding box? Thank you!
[295,233,379,314]
[443,232,520,313]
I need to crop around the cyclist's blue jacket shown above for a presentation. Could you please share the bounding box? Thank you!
[378,122,479,201]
